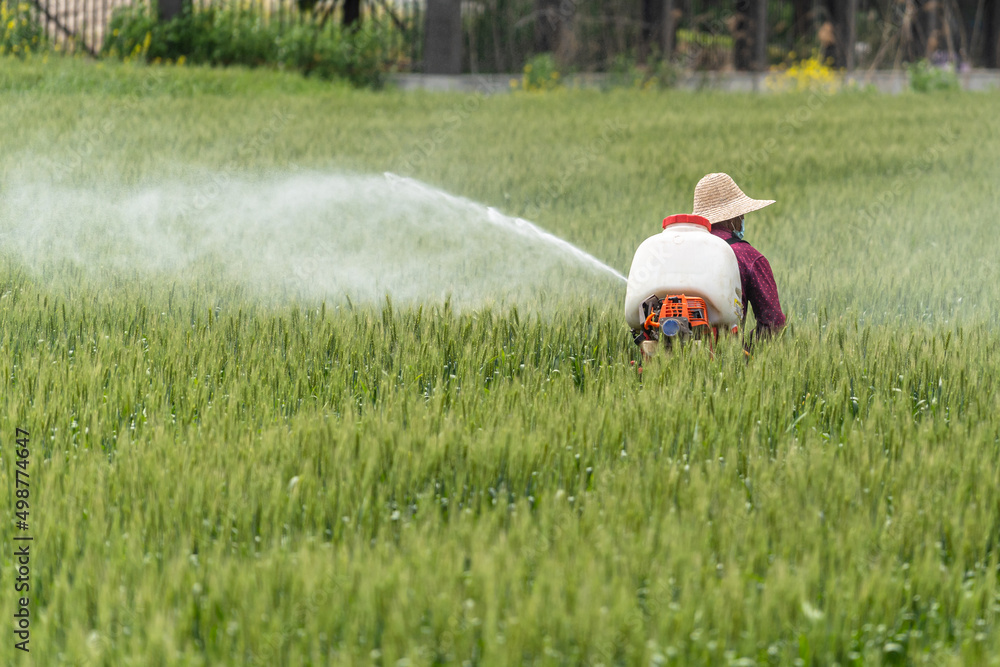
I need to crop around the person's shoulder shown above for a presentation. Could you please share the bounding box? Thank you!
[739,240,766,260]
[733,241,769,271]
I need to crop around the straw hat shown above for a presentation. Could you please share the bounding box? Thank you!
[692,173,775,224]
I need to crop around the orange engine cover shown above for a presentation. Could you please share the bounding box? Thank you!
[644,295,712,332]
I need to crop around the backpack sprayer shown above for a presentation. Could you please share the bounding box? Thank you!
[624,214,743,356]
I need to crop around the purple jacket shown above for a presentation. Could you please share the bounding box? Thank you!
[710,226,786,336]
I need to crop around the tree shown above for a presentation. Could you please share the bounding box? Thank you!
[733,0,767,71]
[424,0,463,74]
[821,0,856,69]
[295,0,361,29]
[641,0,664,61]
[159,0,186,22]
[791,0,813,43]
[534,0,561,53]
[343,0,361,28]
[641,0,677,61]
[983,0,1000,67]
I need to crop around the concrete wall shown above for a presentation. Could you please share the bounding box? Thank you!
[390,70,1000,94]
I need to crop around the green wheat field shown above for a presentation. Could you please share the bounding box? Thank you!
[2,59,1000,665]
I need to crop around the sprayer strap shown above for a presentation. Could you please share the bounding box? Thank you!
[725,237,747,246]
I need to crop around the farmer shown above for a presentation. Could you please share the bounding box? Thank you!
[692,172,786,342]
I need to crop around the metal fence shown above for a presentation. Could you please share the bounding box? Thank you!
[29,0,130,55]
[28,0,423,60]
[461,0,998,73]
[23,0,1000,72]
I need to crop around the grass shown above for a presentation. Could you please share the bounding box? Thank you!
[2,56,1000,664]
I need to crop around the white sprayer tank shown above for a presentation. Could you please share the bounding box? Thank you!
[624,214,743,331]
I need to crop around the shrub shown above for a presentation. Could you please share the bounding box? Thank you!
[604,52,643,89]
[907,59,959,93]
[103,4,396,88]
[646,56,681,89]
[516,52,561,92]
[766,52,842,93]
[601,52,679,91]
[1,0,44,58]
